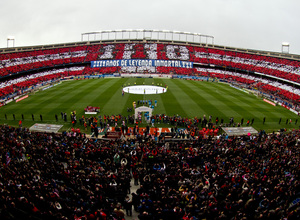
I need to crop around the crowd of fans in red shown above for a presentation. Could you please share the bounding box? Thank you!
[254,82,300,104]
[0,46,97,77]
[196,71,256,85]
[0,125,299,220]
[193,69,300,104]
[0,43,299,105]
[0,68,85,98]
[190,47,300,83]
[1,43,299,81]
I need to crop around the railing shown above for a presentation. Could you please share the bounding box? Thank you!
[81,29,215,45]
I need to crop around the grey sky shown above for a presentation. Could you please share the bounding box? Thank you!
[1,0,299,54]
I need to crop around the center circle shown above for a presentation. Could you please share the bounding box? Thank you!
[123,85,167,94]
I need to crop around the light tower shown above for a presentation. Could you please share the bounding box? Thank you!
[281,42,290,53]
[7,36,15,48]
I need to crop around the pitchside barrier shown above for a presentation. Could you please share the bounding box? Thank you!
[222,127,258,136]
[29,123,63,133]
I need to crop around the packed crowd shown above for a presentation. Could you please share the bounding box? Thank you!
[0,45,102,77]
[195,67,300,103]
[0,124,299,219]
[1,43,300,84]
[0,67,85,99]
[191,47,300,83]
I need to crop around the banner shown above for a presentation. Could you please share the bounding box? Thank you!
[91,59,193,68]
[16,95,28,103]
[278,103,299,115]
[263,98,276,106]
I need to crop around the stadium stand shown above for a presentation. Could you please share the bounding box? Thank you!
[1,43,300,82]
[0,41,299,109]
[0,67,85,99]
[0,125,299,219]
[194,67,300,102]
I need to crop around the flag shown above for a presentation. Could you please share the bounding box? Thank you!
[6,152,11,165]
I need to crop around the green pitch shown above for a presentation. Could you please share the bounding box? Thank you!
[0,78,299,133]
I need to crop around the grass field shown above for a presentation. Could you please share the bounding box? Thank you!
[0,78,299,133]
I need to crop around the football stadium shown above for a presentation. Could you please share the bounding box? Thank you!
[0,29,300,220]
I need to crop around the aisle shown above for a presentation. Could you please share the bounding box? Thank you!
[126,178,140,220]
